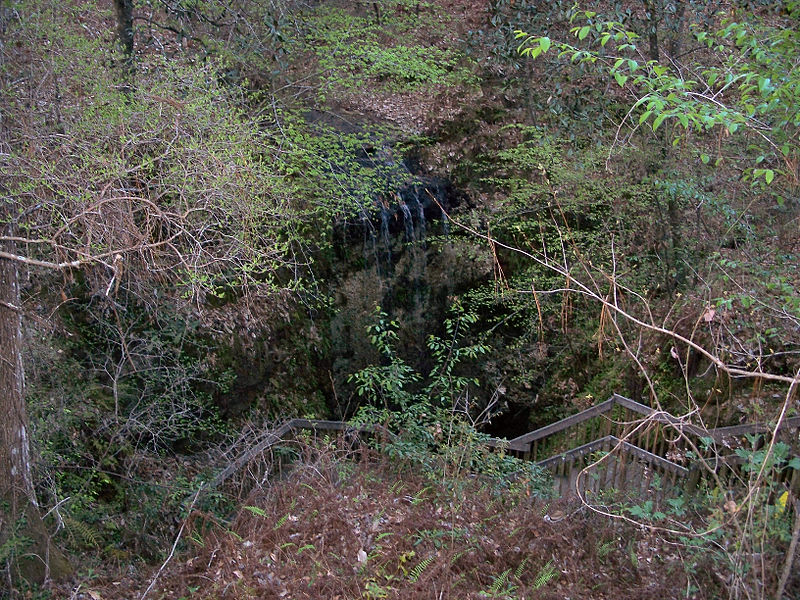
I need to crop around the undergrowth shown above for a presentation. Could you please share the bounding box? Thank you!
[92,444,699,600]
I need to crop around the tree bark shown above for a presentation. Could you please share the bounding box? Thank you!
[114,0,134,60]
[642,0,660,62]
[0,240,72,586]
[0,6,71,584]
[668,0,687,60]
[0,239,73,586]
[114,0,135,82]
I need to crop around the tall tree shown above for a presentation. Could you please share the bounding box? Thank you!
[0,0,301,584]
[0,4,73,584]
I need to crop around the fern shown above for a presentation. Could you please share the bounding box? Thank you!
[449,546,475,565]
[408,555,434,582]
[489,568,512,594]
[274,513,289,530]
[411,487,430,505]
[533,559,558,590]
[64,516,100,548]
[596,539,615,559]
[272,499,297,530]
[514,556,529,579]
[243,505,268,518]
[189,529,205,548]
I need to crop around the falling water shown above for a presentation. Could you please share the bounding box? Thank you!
[379,202,392,272]
[361,210,378,270]
[414,187,427,242]
[400,200,414,243]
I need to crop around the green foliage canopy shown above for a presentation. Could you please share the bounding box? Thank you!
[516,3,800,197]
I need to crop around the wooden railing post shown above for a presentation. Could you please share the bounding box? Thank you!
[685,463,701,494]
[790,462,800,497]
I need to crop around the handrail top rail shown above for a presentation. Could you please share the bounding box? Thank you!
[203,396,800,496]
[509,398,618,445]
[507,394,800,450]
[711,415,800,438]
[536,435,690,476]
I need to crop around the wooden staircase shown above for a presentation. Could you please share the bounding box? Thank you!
[206,395,800,502]
[504,393,800,498]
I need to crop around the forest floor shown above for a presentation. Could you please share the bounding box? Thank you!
[69,445,700,600]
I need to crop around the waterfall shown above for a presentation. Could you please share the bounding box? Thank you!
[400,200,414,243]
[379,202,391,271]
[413,186,426,243]
[361,210,378,270]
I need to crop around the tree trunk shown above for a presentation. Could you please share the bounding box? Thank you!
[642,0,660,62]
[0,241,72,586]
[1,8,71,578]
[668,0,687,60]
[114,0,134,60]
[114,0,135,82]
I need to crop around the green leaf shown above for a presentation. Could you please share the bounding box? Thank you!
[527,46,543,59]
[578,26,590,41]
[652,113,667,131]
[539,37,551,53]
[677,113,688,128]
[614,72,628,87]
[639,110,652,125]
[701,153,710,164]
[765,169,774,184]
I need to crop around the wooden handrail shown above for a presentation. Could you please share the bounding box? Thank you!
[510,398,617,446]
[711,415,800,438]
[507,393,695,448]
[536,435,690,476]
[484,437,531,453]
[200,395,799,500]
[504,393,800,453]
[206,419,376,491]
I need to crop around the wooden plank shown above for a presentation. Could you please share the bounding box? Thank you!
[712,416,800,438]
[536,436,613,469]
[510,398,616,445]
[537,435,689,477]
[611,393,655,417]
[483,437,530,453]
[206,421,295,490]
[612,394,710,438]
[790,465,800,496]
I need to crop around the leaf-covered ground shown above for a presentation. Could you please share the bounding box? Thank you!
[81,448,711,600]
